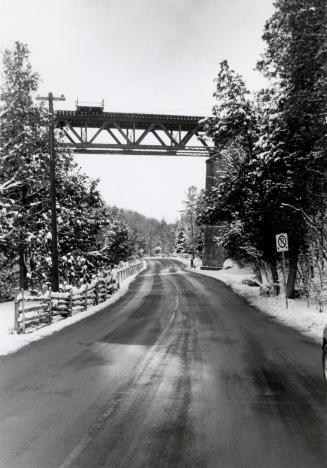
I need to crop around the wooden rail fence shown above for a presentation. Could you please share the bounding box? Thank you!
[14,260,143,334]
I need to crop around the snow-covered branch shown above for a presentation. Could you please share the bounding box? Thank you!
[281,203,327,262]
[0,176,21,193]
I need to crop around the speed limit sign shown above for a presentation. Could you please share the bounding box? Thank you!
[276,233,289,252]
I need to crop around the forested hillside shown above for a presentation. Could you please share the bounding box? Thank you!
[115,208,176,256]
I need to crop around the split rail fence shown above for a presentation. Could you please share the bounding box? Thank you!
[14,260,143,334]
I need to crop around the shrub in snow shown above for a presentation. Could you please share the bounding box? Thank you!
[259,284,273,297]
[223,259,237,270]
[242,278,260,287]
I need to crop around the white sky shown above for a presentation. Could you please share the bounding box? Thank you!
[0,0,275,222]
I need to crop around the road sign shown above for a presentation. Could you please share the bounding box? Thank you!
[276,233,289,310]
[276,233,289,252]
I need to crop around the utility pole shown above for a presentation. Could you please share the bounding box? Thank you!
[36,93,65,291]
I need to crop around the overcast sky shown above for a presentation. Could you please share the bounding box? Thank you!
[0,0,275,222]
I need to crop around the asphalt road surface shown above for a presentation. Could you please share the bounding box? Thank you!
[1,259,327,468]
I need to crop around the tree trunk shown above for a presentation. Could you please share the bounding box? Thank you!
[18,241,28,290]
[18,185,28,290]
[270,257,280,296]
[262,261,270,283]
[286,251,298,299]
[254,260,263,284]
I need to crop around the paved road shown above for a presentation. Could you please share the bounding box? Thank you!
[0,259,327,468]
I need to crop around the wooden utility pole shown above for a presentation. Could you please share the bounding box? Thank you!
[36,93,65,291]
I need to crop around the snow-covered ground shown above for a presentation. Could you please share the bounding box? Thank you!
[0,260,147,356]
[174,256,326,344]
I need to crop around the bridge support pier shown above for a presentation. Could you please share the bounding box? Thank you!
[201,156,225,270]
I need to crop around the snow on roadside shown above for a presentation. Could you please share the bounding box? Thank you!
[0,260,147,357]
[172,256,326,343]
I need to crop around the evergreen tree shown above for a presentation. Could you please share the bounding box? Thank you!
[175,225,188,254]
[199,2,327,297]
[200,60,259,230]
[0,42,49,289]
[0,42,135,293]
[29,170,111,286]
[117,208,176,256]
[257,0,327,296]
[203,60,257,154]
[180,186,202,257]
[199,61,264,267]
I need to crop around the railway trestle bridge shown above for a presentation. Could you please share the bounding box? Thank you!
[54,106,224,270]
[55,109,210,157]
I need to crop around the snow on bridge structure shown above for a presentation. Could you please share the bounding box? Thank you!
[54,107,224,269]
[55,109,212,157]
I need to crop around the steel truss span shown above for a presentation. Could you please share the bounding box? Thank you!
[55,110,212,157]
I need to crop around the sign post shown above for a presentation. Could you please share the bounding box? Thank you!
[276,233,289,309]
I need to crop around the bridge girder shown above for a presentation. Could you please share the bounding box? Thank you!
[55,110,213,157]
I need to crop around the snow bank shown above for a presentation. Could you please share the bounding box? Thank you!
[173,256,326,343]
[0,260,147,356]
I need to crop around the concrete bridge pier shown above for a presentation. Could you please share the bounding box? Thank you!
[201,156,225,270]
